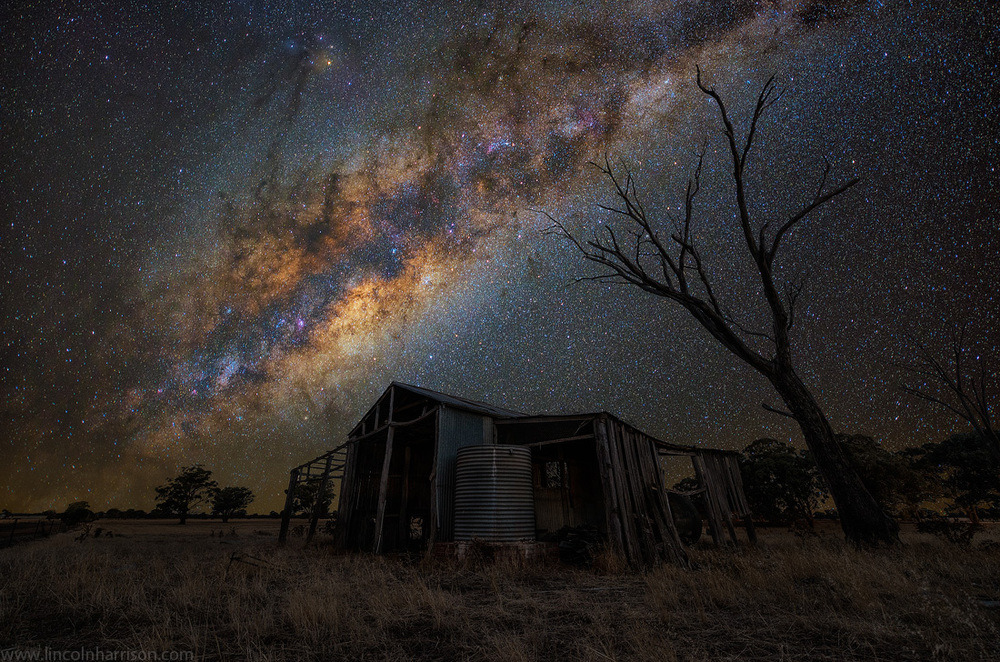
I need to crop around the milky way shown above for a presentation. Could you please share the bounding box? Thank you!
[3,0,997,511]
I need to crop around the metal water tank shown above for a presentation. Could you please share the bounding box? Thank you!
[454,445,534,541]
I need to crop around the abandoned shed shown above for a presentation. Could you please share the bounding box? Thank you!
[279,382,753,566]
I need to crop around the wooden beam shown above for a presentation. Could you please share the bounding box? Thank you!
[348,408,437,442]
[521,434,595,448]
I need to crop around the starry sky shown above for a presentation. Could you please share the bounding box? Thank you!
[3,0,997,513]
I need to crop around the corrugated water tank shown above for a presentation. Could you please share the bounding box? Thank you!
[454,445,535,541]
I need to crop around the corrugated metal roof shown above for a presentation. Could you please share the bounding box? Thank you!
[349,382,734,456]
[390,382,527,418]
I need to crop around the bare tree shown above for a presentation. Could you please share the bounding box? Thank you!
[549,69,899,547]
[900,324,998,459]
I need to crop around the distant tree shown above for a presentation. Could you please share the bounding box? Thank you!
[899,324,998,460]
[211,486,255,523]
[0,509,11,519]
[124,508,147,519]
[104,508,124,519]
[739,439,821,525]
[287,478,334,517]
[551,71,897,546]
[911,433,1000,524]
[154,464,218,525]
[42,509,58,520]
[61,501,94,526]
[838,435,929,517]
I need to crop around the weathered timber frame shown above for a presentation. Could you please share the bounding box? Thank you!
[495,412,754,566]
[280,383,753,566]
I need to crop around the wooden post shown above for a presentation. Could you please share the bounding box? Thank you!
[278,469,298,544]
[426,406,441,555]
[705,455,739,545]
[306,455,333,544]
[594,422,625,555]
[373,427,395,553]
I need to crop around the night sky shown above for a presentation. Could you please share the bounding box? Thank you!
[3,0,997,513]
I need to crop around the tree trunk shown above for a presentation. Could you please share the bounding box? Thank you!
[770,367,899,547]
[179,512,187,525]
[222,514,230,524]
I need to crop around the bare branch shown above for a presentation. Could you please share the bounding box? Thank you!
[899,325,999,458]
[723,308,776,344]
[742,76,782,170]
[762,402,795,418]
[785,278,806,331]
[768,172,860,264]
[553,69,900,545]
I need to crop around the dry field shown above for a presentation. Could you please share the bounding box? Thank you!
[1,519,998,661]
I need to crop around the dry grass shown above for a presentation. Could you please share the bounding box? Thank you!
[1,520,998,660]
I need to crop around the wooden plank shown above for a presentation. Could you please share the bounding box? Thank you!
[638,433,687,566]
[693,455,723,547]
[626,429,658,565]
[522,434,595,448]
[711,456,739,544]
[594,420,625,555]
[373,427,395,553]
[604,418,638,564]
[616,426,642,563]
[722,454,757,544]
[702,454,738,545]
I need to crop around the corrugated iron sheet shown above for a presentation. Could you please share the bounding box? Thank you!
[454,445,534,542]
